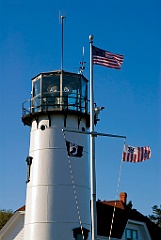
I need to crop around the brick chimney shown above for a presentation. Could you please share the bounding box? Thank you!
[120,192,127,204]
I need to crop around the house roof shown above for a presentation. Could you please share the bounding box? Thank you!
[101,200,125,209]
[0,209,25,239]
[16,206,25,212]
[97,200,127,239]
[97,197,161,240]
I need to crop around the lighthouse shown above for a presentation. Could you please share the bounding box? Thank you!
[22,70,91,239]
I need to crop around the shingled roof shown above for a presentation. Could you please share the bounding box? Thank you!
[96,193,161,240]
[97,200,127,239]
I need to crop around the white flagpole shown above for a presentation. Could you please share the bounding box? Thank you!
[89,35,97,240]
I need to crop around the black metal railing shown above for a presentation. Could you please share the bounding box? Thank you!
[22,95,89,117]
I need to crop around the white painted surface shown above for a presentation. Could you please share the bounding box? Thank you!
[23,114,91,240]
[0,212,24,240]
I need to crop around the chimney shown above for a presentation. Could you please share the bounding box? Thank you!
[120,192,127,204]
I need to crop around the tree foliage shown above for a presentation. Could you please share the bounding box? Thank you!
[148,205,161,228]
[126,200,133,209]
[0,209,14,230]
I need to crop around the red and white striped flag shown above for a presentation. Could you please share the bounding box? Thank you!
[92,45,124,69]
[122,144,151,163]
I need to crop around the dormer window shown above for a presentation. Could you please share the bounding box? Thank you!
[126,228,138,240]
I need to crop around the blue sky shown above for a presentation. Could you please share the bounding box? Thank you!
[0,0,160,217]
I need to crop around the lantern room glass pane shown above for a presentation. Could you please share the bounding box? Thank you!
[81,77,87,98]
[42,75,60,96]
[33,78,40,97]
[42,74,60,109]
[32,78,41,112]
[81,77,87,112]
[62,74,81,111]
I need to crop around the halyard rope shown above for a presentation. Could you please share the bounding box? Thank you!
[108,140,125,240]
[63,133,85,240]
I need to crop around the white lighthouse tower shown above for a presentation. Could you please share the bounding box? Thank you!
[22,70,91,240]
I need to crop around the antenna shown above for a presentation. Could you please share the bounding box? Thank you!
[78,46,86,74]
[59,11,66,70]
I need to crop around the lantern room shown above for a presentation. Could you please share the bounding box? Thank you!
[22,70,89,126]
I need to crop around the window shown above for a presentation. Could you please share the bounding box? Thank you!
[33,78,40,97]
[126,229,138,240]
[42,75,60,109]
[76,233,83,240]
[32,78,41,112]
[73,227,89,240]
[63,74,81,111]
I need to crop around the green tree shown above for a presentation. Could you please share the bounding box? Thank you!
[126,200,133,209]
[0,209,14,230]
[148,205,161,228]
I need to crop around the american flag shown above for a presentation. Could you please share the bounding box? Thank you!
[92,45,124,69]
[122,144,151,163]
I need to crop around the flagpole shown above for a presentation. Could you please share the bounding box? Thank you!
[60,15,65,70]
[89,34,97,240]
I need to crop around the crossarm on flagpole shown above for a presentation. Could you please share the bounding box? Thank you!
[94,132,126,139]
[62,129,126,140]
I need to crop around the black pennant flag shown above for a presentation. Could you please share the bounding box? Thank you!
[66,141,83,157]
